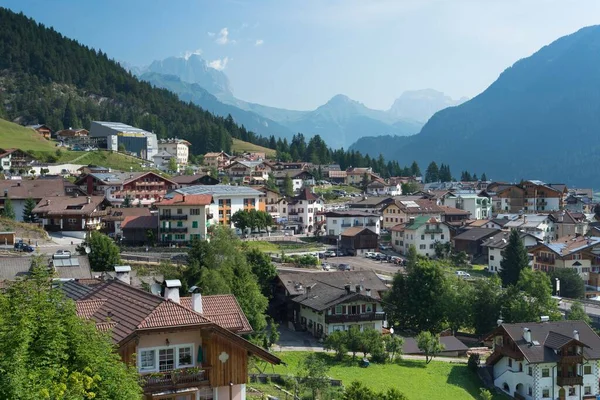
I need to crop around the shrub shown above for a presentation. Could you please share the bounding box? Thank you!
[468,353,481,372]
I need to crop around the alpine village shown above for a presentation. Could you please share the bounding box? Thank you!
[2,4,600,400]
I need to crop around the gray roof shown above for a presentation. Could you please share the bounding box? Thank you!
[482,231,540,249]
[0,256,92,281]
[453,228,500,242]
[325,211,380,218]
[496,321,600,363]
[175,185,263,197]
[403,336,468,355]
[60,280,95,300]
[277,270,388,311]
[91,121,152,136]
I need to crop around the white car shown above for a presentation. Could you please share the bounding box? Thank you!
[455,271,471,278]
[364,252,375,258]
[322,263,331,271]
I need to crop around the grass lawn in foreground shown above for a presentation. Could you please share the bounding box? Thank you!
[256,351,508,400]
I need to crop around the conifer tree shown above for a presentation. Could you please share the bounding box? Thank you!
[499,230,530,287]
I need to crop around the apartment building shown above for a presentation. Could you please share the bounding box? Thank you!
[382,199,444,230]
[287,188,324,234]
[390,216,450,257]
[442,191,492,220]
[154,193,212,243]
[324,210,381,237]
[203,151,232,170]
[173,185,264,229]
[486,321,600,400]
[157,138,191,166]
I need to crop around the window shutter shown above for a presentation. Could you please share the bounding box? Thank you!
[362,304,366,313]
[342,305,346,314]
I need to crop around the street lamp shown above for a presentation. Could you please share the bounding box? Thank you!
[555,278,561,297]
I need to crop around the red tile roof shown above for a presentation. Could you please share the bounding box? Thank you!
[76,299,106,319]
[154,193,212,206]
[138,300,211,329]
[180,294,253,334]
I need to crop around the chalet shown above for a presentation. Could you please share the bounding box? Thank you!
[121,215,159,245]
[381,198,444,230]
[366,179,402,196]
[340,227,378,255]
[203,151,232,170]
[273,270,389,337]
[486,321,600,400]
[452,228,501,260]
[327,170,347,184]
[32,195,109,238]
[170,174,220,187]
[55,128,89,141]
[348,196,394,214]
[482,231,541,273]
[324,210,380,237]
[272,169,315,192]
[75,171,177,207]
[505,214,555,242]
[103,206,153,238]
[63,275,280,400]
[550,211,589,240]
[27,124,52,139]
[345,167,379,185]
[390,216,450,257]
[0,148,35,171]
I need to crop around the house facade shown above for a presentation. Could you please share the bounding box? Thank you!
[272,169,315,193]
[443,191,492,220]
[366,179,402,196]
[325,211,381,237]
[158,138,191,166]
[381,199,444,230]
[287,188,324,234]
[390,216,450,257]
[154,193,212,243]
[505,214,555,242]
[340,227,379,255]
[482,231,540,273]
[486,321,600,400]
[274,271,389,337]
[203,151,232,170]
[550,211,589,240]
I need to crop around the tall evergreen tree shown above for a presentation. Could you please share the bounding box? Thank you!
[283,173,294,197]
[499,230,530,287]
[410,161,421,177]
[62,97,80,129]
[424,162,439,183]
[22,197,37,223]
[1,197,15,220]
[481,172,488,181]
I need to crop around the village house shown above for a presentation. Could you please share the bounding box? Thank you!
[550,211,589,240]
[438,205,471,231]
[442,190,492,220]
[157,138,191,167]
[152,150,177,172]
[170,174,220,188]
[345,167,379,186]
[381,198,444,230]
[327,170,347,184]
[495,181,567,214]
[452,227,501,261]
[256,186,286,222]
[120,215,159,245]
[324,210,381,237]
[390,216,450,257]
[172,185,264,230]
[203,151,232,170]
[340,227,379,255]
[0,255,92,283]
[530,235,600,287]
[32,195,109,239]
[102,207,154,239]
[504,214,555,242]
[486,320,600,400]
[55,128,89,141]
[75,171,177,207]
[273,270,389,337]
[347,195,394,214]
[286,188,324,234]
[272,169,315,193]
[565,195,595,214]
[366,179,402,196]
[26,123,52,139]
[482,231,541,273]
[0,148,35,172]
[224,160,271,182]
[154,193,212,244]
[63,274,280,400]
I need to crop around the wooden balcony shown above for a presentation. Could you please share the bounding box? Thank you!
[161,214,188,221]
[140,367,209,393]
[557,375,583,386]
[494,344,524,360]
[325,312,385,324]
[162,227,188,233]
[561,354,583,364]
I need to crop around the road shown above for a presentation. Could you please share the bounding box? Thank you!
[320,255,404,275]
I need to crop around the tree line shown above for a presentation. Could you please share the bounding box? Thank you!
[424,161,487,183]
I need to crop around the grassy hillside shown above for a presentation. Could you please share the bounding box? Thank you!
[231,138,276,157]
[0,118,57,151]
[58,151,155,172]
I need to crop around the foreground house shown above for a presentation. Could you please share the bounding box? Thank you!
[486,321,600,400]
[273,270,388,337]
[65,276,279,400]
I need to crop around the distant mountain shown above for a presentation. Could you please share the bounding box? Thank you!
[141,72,295,139]
[350,25,600,187]
[144,54,233,99]
[388,89,467,123]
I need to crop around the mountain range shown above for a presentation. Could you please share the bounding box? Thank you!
[132,55,465,148]
[350,25,600,187]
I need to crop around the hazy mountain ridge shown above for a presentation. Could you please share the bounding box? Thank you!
[350,25,600,187]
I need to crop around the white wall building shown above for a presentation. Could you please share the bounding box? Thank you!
[443,192,492,220]
[157,138,191,167]
[390,216,450,257]
[324,211,380,237]
[482,231,540,273]
[287,188,324,234]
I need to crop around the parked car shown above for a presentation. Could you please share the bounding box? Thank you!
[53,250,71,259]
[379,244,391,251]
[374,253,388,261]
[364,252,375,258]
[455,271,471,278]
[324,250,337,257]
[14,242,34,253]
[390,256,402,264]
[336,249,347,256]
[338,263,351,271]
[318,252,327,259]
[322,263,331,271]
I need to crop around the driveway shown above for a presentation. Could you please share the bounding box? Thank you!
[276,326,322,351]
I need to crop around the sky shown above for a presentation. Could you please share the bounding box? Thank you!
[2,0,600,110]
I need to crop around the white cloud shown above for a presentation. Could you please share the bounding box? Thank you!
[183,49,202,60]
[208,57,229,71]
[255,39,264,46]
[207,31,215,37]
[216,27,232,45]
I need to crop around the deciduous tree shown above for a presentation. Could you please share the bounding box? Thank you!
[82,231,121,271]
[324,330,348,360]
[298,353,330,400]
[567,301,591,324]
[416,331,445,364]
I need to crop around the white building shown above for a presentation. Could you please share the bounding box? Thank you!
[287,188,324,234]
[324,211,381,237]
[154,193,212,243]
[366,179,402,196]
[504,214,555,242]
[390,216,450,257]
[174,185,264,230]
[443,191,492,220]
[482,231,540,273]
[486,321,600,400]
[152,150,176,172]
[157,138,191,167]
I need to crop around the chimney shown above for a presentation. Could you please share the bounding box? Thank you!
[540,316,550,322]
[164,279,182,303]
[189,286,203,314]
[86,196,91,204]
[114,265,131,284]
[46,199,50,206]
[523,328,531,343]
[497,319,503,326]
[366,288,372,297]
[130,174,133,179]
[344,284,351,295]
[355,284,362,293]
[574,330,580,341]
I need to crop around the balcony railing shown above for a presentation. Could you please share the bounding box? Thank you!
[536,256,555,264]
[140,368,209,392]
[366,221,377,227]
[560,354,583,364]
[161,214,188,221]
[288,211,299,215]
[424,228,443,234]
[162,227,188,233]
[557,375,583,386]
[353,222,364,227]
[341,223,351,227]
[325,312,385,324]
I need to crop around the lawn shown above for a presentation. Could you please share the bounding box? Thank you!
[231,138,276,157]
[0,118,58,151]
[255,351,507,400]
[314,184,361,195]
[244,240,325,254]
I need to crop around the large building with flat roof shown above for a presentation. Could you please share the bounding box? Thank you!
[90,121,158,160]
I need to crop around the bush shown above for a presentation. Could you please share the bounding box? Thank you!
[468,353,481,372]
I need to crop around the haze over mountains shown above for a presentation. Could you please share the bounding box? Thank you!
[132,54,465,148]
[350,25,600,187]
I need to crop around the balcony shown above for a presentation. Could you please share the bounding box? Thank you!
[140,368,209,392]
[288,211,299,215]
[366,221,377,227]
[161,214,188,221]
[557,375,583,386]
[353,222,364,227]
[325,312,385,324]
[536,256,555,264]
[561,354,583,364]
[341,223,351,227]
[424,228,444,234]
[162,227,188,233]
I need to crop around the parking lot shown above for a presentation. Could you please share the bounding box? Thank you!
[320,253,404,275]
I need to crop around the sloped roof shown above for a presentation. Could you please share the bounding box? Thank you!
[180,294,253,334]
[539,235,600,257]
[403,336,468,355]
[482,231,540,249]
[0,178,67,200]
[453,227,500,242]
[32,195,106,216]
[0,256,92,281]
[137,300,211,329]
[341,227,377,237]
[121,215,158,230]
[76,299,107,319]
[154,193,212,206]
[294,188,319,201]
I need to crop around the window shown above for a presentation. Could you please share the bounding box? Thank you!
[421,235,425,240]
[568,387,575,396]
[508,358,512,367]
[159,348,174,372]
[585,386,592,395]
[332,220,337,225]
[541,368,549,377]
[177,208,182,215]
[192,221,198,229]
[335,305,342,314]
[419,244,426,250]
[528,386,532,396]
[542,389,550,398]
[528,366,532,376]
[177,221,183,227]
[190,208,200,215]
[68,218,77,224]
[441,234,444,239]
[178,346,193,367]
[140,349,156,371]
[431,234,434,240]
[490,255,495,260]
[584,365,592,374]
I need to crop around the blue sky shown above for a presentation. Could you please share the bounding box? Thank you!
[2,0,600,110]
